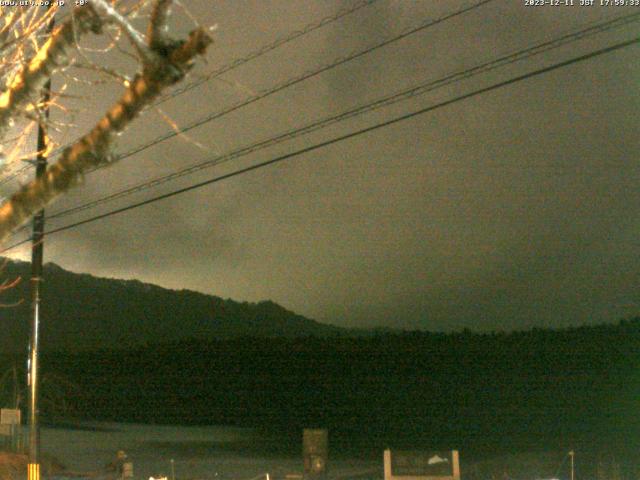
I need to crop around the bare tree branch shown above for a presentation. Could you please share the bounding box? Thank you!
[0,7,102,146]
[148,0,174,50]
[0,16,212,245]
[90,0,154,65]
[0,258,21,306]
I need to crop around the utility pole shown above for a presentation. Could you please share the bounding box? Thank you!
[27,7,55,480]
[569,450,575,480]
[12,364,18,408]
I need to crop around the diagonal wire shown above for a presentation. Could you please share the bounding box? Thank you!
[0,0,379,186]
[37,9,640,224]
[96,0,496,171]
[152,0,381,106]
[0,0,495,187]
[2,33,638,254]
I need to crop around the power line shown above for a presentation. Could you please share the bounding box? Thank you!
[0,0,495,187]
[152,0,381,106]
[39,10,640,223]
[98,0,496,170]
[0,0,380,186]
[3,34,638,254]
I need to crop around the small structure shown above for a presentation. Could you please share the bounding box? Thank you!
[303,429,328,478]
[0,409,22,453]
[106,450,134,480]
[383,450,460,480]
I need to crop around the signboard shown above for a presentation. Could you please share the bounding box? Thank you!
[122,462,134,479]
[0,409,21,425]
[303,429,328,476]
[384,450,460,480]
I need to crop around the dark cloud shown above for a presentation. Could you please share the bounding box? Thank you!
[4,0,639,331]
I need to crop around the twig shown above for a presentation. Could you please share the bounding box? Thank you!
[0,6,102,146]
[148,0,173,49]
[0,21,211,244]
[89,0,154,65]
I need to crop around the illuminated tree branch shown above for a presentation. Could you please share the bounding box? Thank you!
[148,0,173,50]
[0,7,102,146]
[0,0,212,245]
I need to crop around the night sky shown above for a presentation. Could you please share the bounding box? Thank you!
[3,0,639,331]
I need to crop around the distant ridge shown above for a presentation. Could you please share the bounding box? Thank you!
[0,259,344,353]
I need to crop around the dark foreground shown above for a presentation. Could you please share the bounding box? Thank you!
[2,320,639,479]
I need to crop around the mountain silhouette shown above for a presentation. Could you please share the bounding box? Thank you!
[0,259,342,353]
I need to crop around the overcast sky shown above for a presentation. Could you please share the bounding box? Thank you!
[4,0,639,331]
